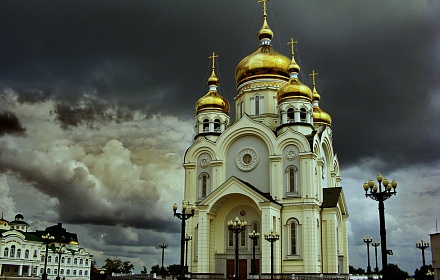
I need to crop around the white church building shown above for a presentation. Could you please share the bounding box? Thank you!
[182,2,349,279]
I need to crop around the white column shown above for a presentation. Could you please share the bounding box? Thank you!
[18,265,23,276]
[197,208,210,272]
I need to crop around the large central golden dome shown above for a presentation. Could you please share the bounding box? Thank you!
[235,11,290,86]
[235,46,291,86]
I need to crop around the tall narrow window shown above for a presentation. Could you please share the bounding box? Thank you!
[255,95,260,115]
[10,245,15,257]
[214,119,221,132]
[198,173,209,199]
[286,166,299,196]
[300,108,306,122]
[17,249,21,258]
[25,249,29,259]
[287,218,300,256]
[287,108,295,122]
[240,230,246,246]
[228,230,234,246]
[203,119,209,132]
[4,248,8,257]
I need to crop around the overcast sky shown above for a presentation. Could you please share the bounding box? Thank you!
[1,0,439,275]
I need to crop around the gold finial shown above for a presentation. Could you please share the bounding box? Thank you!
[287,37,298,57]
[310,70,319,86]
[209,52,218,71]
[258,0,270,17]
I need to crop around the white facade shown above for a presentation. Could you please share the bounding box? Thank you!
[183,3,349,279]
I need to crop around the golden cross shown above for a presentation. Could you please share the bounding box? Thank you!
[258,0,270,16]
[310,70,319,86]
[287,37,298,56]
[209,52,218,70]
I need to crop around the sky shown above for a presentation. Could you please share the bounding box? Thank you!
[0,0,439,276]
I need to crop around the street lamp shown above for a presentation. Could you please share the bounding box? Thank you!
[363,173,397,279]
[159,243,168,278]
[184,234,192,273]
[371,240,380,274]
[248,230,260,276]
[227,217,247,280]
[264,230,280,280]
[173,200,195,280]
[41,233,55,280]
[55,245,65,280]
[363,237,372,275]
[416,239,430,267]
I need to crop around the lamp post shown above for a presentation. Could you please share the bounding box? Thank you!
[248,230,260,276]
[416,239,430,267]
[159,243,168,278]
[363,237,373,276]
[184,234,192,273]
[227,217,247,280]
[173,201,195,280]
[55,245,65,280]
[264,230,280,280]
[41,233,55,280]
[363,173,397,279]
[371,240,380,274]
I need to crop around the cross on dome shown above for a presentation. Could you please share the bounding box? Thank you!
[310,70,319,86]
[287,37,298,57]
[258,0,270,17]
[209,52,218,71]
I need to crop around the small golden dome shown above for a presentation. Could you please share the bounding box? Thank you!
[195,90,230,114]
[235,46,290,86]
[277,78,313,103]
[313,106,332,126]
[311,78,331,127]
[258,16,273,41]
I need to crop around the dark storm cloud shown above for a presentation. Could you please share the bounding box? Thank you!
[0,111,26,135]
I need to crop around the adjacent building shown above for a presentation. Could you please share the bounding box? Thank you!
[0,213,92,280]
[183,2,349,279]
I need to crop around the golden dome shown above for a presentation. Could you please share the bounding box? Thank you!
[277,78,313,103]
[235,46,290,86]
[196,90,230,114]
[196,52,230,114]
[311,81,332,126]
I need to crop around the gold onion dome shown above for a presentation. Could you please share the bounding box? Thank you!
[235,6,290,86]
[196,53,230,115]
[310,71,331,126]
[277,38,312,103]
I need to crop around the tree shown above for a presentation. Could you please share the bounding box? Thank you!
[102,258,134,274]
[167,264,182,277]
[384,263,409,280]
[414,265,434,280]
[151,265,161,274]
[349,265,366,275]
[141,266,148,274]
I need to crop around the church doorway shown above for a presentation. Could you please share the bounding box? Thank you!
[226,259,247,279]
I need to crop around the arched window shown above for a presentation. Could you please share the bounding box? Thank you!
[255,95,260,115]
[25,249,29,259]
[67,257,71,264]
[61,257,65,264]
[67,270,70,275]
[287,218,301,256]
[74,258,78,265]
[41,255,45,262]
[79,270,83,276]
[47,268,51,275]
[17,249,21,258]
[286,166,299,196]
[198,172,210,199]
[61,269,64,275]
[10,245,15,257]
[203,119,209,132]
[300,108,306,122]
[54,269,58,276]
[55,256,58,263]
[4,247,9,257]
[214,119,221,132]
[85,259,89,266]
[80,259,83,265]
[287,108,295,122]
[48,256,52,263]
[73,270,77,276]
[85,270,89,276]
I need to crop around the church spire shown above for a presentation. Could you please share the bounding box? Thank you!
[258,0,273,45]
[287,37,300,75]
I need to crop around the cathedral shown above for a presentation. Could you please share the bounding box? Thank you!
[182,1,348,278]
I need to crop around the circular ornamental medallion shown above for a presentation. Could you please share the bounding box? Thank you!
[236,147,259,172]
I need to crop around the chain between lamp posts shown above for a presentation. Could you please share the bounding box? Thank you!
[416,239,430,267]
[264,230,280,280]
[363,173,397,280]
[41,233,55,280]
[173,201,195,280]
[227,217,247,280]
